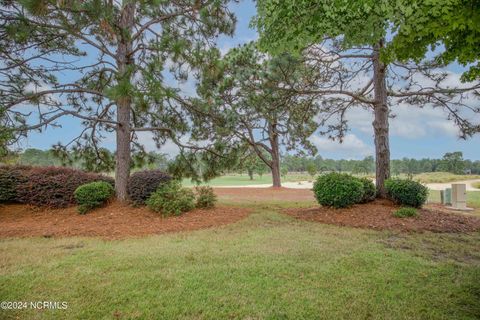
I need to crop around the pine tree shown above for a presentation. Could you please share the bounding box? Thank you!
[0,0,236,200]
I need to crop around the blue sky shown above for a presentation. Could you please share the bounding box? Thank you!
[18,0,480,160]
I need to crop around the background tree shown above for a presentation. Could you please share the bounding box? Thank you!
[254,0,480,196]
[438,152,465,175]
[197,44,320,187]
[306,162,317,178]
[0,0,236,200]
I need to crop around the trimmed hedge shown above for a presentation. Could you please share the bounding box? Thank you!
[0,165,114,207]
[313,173,364,208]
[195,186,217,209]
[0,165,30,203]
[358,177,376,203]
[146,181,195,216]
[385,178,428,208]
[127,170,172,205]
[74,181,114,214]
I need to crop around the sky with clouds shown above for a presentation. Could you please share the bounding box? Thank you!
[17,0,480,160]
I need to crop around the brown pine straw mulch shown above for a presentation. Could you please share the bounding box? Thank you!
[284,199,480,233]
[0,202,251,240]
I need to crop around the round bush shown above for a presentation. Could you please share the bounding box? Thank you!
[127,170,172,205]
[385,178,428,208]
[393,207,418,218]
[313,173,364,208]
[146,181,195,216]
[74,181,114,214]
[3,166,113,207]
[195,186,217,209]
[358,177,376,203]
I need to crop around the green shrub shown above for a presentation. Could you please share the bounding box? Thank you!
[358,177,376,203]
[393,207,418,218]
[74,181,114,214]
[195,186,217,209]
[385,178,428,208]
[127,170,172,205]
[146,181,195,216]
[313,173,364,208]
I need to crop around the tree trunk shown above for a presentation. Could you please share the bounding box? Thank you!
[114,3,135,201]
[372,40,390,197]
[247,168,254,180]
[269,123,282,187]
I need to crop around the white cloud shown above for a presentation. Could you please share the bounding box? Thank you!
[343,104,463,139]
[309,133,373,159]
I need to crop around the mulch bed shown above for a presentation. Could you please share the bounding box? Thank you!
[284,199,480,233]
[0,202,251,239]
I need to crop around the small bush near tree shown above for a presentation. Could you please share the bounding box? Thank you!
[195,186,217,209]
[146,181,195,216]
[393,207,418,218]
[358,177,376,203]
[128,170,172,205]
[385,178,428,208]
[74,181,114,214]
[313,173,364,208]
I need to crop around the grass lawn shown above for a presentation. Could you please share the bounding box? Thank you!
[183,172,480,187]
[1,198,480,319]
[410,172,480,183]
[182,173,314,186]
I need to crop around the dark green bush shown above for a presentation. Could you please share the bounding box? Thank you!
[358,177,376,203]
[146,181,195,216]
[195,186,217,209]
[385,178,428,208]
[74,181,114,214]
[0,165,29,203]
[393,207,418,218]
[127,170,172,205]
[313,173,364,208]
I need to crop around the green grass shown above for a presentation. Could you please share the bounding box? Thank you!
[182,173,314,186]
[1,201,480,319]
[182,172,480,187]
[412,172,480,184]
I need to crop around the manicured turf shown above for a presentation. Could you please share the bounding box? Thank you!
[182,173,314,186]
[183,172,480,187]
[412,172,480,183]
[1,200,479,319]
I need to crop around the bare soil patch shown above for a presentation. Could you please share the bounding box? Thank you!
[0,202,250,239]
[214,187,315,203]
[284,199,480,233]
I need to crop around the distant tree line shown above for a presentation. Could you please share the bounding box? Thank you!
[281,152,479,176]
[7,149,478,177]
[4,148,169,173]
